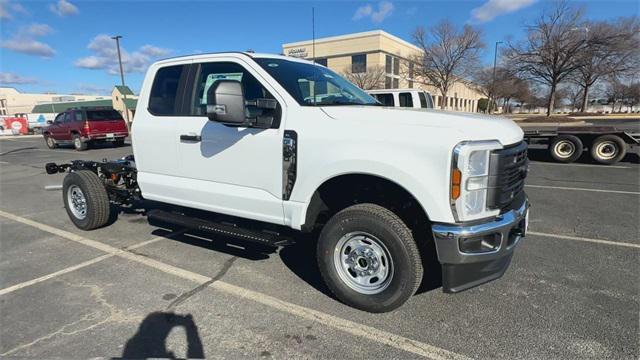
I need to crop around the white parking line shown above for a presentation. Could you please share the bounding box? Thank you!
[0,233,181,296]
[525,184,640,195]
[529,161,631,169]
[0,209,469,360]
[529,231,640,249]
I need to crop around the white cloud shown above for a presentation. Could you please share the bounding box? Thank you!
[1,23,55,57]
[0,0,29,20]
[471,0,536,23]
[49,0,78,16]
[75,34,171,75]
[0,72,37,84]
[353,1,394,23]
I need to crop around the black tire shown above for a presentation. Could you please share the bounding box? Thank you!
[549,135,583,163]
[317,203,423,313]
[44,135,57,149]
[114,139,125,147]
[62,171,110,230]
[72,134,88,151]
[590,134,627,165]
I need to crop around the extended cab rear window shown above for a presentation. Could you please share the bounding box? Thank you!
[86,110,124,121]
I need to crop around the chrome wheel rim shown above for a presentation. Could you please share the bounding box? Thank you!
[553,140,575,158]
[333,232,393,295]
[67,185,87,219]
[595,141,617,160]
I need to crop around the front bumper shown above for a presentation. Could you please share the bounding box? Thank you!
[432,198,529,293]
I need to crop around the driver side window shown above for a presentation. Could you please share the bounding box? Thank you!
[190,61,276,117]
[54,113,64,123]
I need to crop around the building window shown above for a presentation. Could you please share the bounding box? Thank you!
[352,54,366,73]
[385,76,392,89]
[408,80,413,88]
[385,55,392,73]
[315,58,327,66]
[392,78,399,88]
[393,58,399,75]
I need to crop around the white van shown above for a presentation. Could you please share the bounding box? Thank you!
[367,89,434,109]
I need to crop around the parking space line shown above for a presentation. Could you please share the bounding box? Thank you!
[528,162,631,169]
[529,231,640,249]
[0,209,469,360]
[525,184,640,195]
[0,233,178,296]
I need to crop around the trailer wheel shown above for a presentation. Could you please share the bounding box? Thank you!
[550,135,583,163]
[62,170,110,230]
[317,203,423,313]
[590,135,627,165]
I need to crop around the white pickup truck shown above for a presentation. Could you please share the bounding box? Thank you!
[46,52,530,312]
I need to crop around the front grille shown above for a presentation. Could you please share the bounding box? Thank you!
[487,141,528,210]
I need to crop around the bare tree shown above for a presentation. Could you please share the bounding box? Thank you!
[504,1,589,116]
[571,18,640,111]
[603,77,627,112]
[341,66,387,90]
[623,82,640,112]
[474,67,531,113]
[411,20,484,109]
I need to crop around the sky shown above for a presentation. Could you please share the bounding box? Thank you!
[1,0,638,95]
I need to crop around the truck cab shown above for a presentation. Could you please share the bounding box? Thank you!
[50,52,529,312]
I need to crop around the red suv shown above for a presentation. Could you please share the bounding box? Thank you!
[44,107,129,151]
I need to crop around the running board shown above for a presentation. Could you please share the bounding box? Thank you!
[146,209,294,246]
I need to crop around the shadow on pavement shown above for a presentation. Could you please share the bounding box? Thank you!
[116,312,204,359]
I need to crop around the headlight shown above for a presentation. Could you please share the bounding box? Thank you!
[451,141,502,222]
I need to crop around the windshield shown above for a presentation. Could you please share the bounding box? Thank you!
[254,58,379,106]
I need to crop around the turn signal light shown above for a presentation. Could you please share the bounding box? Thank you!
[451,168,461,200]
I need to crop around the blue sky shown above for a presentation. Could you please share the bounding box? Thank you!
[1,0,638,95]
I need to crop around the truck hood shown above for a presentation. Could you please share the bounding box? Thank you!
[320,106,524,146]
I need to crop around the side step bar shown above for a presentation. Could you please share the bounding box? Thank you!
[147,209,294,247]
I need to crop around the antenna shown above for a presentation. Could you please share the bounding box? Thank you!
[312,7,316,63]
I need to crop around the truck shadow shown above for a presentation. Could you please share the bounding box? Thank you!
[111,200,443,303]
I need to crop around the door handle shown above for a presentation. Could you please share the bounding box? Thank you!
[180,134,202,142]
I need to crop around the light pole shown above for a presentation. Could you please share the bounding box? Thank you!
[490,41,503,114]
[111,35,131,128]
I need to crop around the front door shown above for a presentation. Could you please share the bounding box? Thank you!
[48,112,70,140]
[174,59,286,225]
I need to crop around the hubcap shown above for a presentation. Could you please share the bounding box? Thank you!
[595,141,617,160]
[333,232,393,295]
[67,185,87,220]
[554,140,575,158]
[47,137,54,147]
[74,138,82,148]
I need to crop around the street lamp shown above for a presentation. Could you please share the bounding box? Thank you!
[490,41,503,114]
[111,35,131,128]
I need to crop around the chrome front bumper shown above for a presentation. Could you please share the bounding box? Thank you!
[432,198,529,293]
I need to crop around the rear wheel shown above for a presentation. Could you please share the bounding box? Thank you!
[317,203,423,313]
[590,135,627,165]
[44,135,57,149]
[549,135,583,163]
[114,139,125,147]
[73,134,88,151]
[62,170,110,230]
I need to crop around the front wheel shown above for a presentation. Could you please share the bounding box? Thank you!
[62,170,110,230]
[317,203,423,313]
[44,135,57,149]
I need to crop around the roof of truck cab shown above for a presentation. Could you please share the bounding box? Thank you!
[154,51,318,66]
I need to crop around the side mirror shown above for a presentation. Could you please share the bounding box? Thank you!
[207,80,246,125]
[46,120,53,125]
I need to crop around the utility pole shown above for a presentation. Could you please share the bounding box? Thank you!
[111,35,131,129]
[312,7,316,63]
[490,41,503,114]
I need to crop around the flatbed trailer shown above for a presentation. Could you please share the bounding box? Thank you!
[522,123,640,165]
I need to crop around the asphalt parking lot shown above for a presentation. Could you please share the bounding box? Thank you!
[0,136,638,359]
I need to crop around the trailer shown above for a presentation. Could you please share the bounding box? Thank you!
[523,122,640,165]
